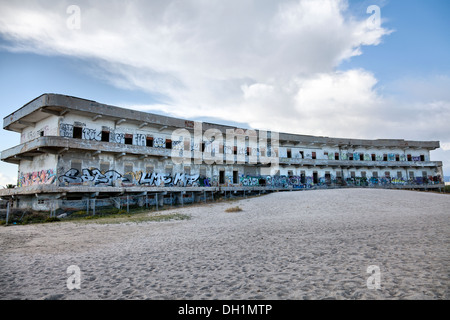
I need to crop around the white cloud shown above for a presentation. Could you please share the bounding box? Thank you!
[0,172,16,187]
[1,0,448,161]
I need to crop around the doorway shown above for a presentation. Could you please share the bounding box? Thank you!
[313,172,318,184]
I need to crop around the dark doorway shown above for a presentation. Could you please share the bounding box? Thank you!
[313,172,318,184]
[101,131,110,142]
[300,173,306,184]
[219,171,225,184]
[73,126,82,139]
[233,170,238,184]
[146,137,154,147]
[124,134,133,145]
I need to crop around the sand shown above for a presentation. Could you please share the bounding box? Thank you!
[0,188,448,300]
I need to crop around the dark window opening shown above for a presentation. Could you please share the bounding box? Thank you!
[420,155,425,161]
[101,131,110,142]
[233,146,237,155]
[40,131,44,137]
[202,142,206,152]
[407,154,412,161]
[312,152,316,160]
[313,172,318,184]
[73,126,82,139]
[124,134,133,145]
[300,151,304,159]
[383,154,388,161]
[287,149,292,158]
[146,137,154,147]
[395,154,400,161]
[360,153,364,161]
[371,154,376,161]
[335,153,339,160]
[219,171,225,184]
[166,139,172,149]
[233,170,238,184]
[349,154,353,161]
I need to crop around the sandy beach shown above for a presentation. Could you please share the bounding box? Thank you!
[0,188,448,300]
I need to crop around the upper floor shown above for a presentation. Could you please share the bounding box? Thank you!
[2,93,441,167]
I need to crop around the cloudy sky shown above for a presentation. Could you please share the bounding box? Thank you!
[0,0,449,185]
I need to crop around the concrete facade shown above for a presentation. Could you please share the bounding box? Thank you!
[0,93,444,211]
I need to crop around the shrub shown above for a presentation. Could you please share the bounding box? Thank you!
[225,206,243,212]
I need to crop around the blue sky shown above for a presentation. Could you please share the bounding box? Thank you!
[0,0,449,185]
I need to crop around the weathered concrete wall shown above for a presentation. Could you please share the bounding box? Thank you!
[20,116,59,144]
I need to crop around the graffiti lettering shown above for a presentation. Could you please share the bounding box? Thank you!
[154,137,165,148]
[82,128,101,141]
[59,168,123,185]
[60,123,74,138]
[18,169,57,187]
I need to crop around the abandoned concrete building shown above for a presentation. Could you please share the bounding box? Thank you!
[0,93,444,212]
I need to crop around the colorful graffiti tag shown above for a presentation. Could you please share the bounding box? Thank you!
[18,169,57,187]
[55,168,442,188]
[58,168,200,187]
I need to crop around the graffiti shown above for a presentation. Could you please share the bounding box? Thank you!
[56,168,440,188]
[18,169,57,187]
[60,123,74,138]
[135,134,146,146]
[82,128,101,141]
[172,140,184,157]
[59,168,201,187]
[387,153,396,161]
[154,137,165,148]
[240,175,260,187]
[58,168,123,185]
[110,132,125,144]
[21,125,52,143]
[198,176,211,187]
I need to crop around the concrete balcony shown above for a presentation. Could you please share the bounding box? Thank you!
[0,136,173,164]
[279,157,443,169]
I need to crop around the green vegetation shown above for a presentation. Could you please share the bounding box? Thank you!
[79,212,191,225]
[225,206,243,213]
